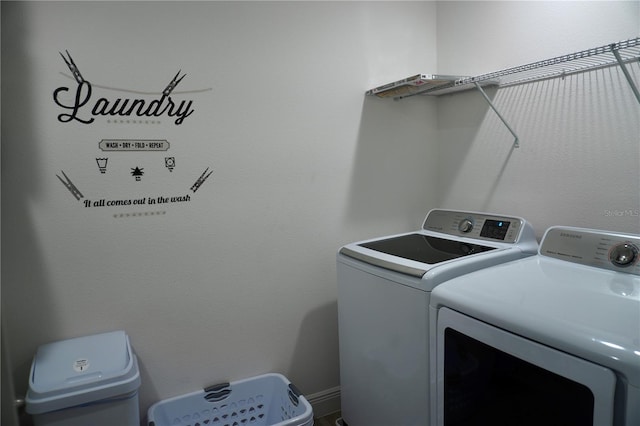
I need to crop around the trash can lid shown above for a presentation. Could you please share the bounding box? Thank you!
[26,330,141,414]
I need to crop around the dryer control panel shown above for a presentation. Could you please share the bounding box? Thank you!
[423,209,527,244]
[541,226,640,275]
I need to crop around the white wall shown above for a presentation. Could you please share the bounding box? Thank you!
[1,1,439,420]
[435,1,640,236]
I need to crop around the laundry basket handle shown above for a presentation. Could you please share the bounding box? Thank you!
[204,382,231,402]
[288,383,301,407]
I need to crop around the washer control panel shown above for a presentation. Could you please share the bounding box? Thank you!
[423,209,525,243]
[540,226,640,275]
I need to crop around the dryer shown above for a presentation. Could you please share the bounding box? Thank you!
[337,209,538,426]
[430,226,640,426]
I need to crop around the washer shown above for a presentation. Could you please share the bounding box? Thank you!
[337,209,537,426]
[430,226,640,426]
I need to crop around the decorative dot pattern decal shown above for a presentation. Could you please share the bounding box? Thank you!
[106,119,162,124]
[113,211,167,218]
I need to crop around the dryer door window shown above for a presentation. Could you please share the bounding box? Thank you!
[444,328,594,425]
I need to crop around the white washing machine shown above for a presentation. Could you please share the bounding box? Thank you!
[430,226,640,426]
[337,209,538,426]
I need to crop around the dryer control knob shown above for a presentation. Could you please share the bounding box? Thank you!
[609,243,639,267]
[458,218,474,233]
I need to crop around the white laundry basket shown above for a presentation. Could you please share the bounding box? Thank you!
[25,330,141,426]
[147,373,313,426]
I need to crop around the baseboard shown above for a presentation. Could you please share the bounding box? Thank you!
[305,386,341,418]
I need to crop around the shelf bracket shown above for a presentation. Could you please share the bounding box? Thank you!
[474,82,520,148]
[612,47,640,105]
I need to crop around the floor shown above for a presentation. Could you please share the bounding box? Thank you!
[314,411,342,426]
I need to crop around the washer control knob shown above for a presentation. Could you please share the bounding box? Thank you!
[458,218,474,233]
[609,243,639,267]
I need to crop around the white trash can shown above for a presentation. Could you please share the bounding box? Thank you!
[25,330,141,426]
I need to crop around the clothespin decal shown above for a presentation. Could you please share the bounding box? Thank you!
[56,170,84,200]
[191,167,213,193]
[163,70,186,96]
[59,50,85,84]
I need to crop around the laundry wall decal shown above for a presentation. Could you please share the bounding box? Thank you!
[53,50,196,125]
[52,50,214,218]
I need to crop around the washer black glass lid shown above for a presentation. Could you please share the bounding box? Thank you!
[359,234,495,264]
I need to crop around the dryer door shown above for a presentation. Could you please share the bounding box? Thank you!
[434,307,616,426]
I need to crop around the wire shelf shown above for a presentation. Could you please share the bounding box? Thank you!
[427,37,640,95]
[365,37,640,148]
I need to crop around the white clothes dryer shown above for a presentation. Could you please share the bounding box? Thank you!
[337,209,538,426]
[430,226,640,426]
